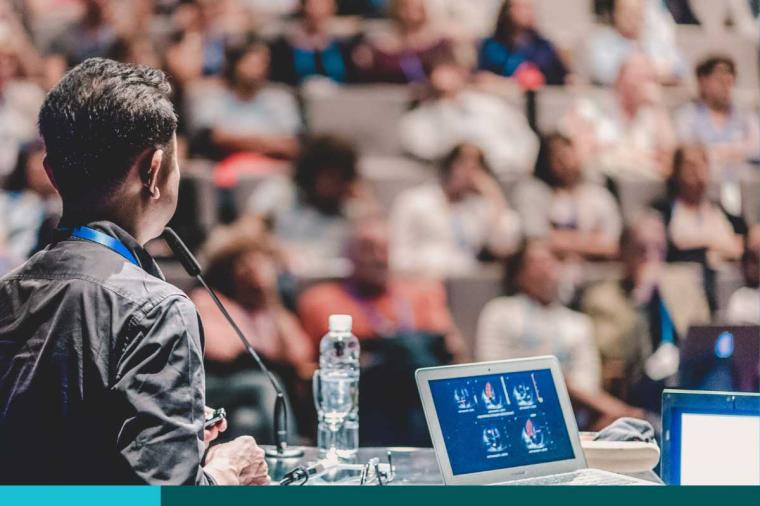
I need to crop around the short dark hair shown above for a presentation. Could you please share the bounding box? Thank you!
[38,58,177,206]
[695,55,736,78]
[294,135,358,193]
[533,131,572,188]
[439,143,493,181]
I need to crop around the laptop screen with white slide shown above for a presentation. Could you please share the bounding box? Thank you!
[428,368,575,476]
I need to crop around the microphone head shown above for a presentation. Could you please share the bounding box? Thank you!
[162,227,202,277]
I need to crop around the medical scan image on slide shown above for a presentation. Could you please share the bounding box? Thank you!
[429,369,575,475]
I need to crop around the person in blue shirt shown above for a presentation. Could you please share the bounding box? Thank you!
[270,0,354,86]
[477,0,567,85]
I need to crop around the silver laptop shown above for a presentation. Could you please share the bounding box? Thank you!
[416,356,654,485]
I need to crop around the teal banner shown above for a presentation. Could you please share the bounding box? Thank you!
[0,486,159,506]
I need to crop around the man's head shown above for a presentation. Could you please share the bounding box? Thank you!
[535,132,581,188]
[347,218,390,294]
[390,0,428,31]
[439,143,491,200]
[613,0,644,39]
[669,144,709,205]
[507,240,559,306]
[301,0,336,28]
[429,54,469,98]
[294,135,358,215]
[742,225,760,288]
[615,52,658,111]
[224,35,270,92]
[38,58,179,242]
[696,55,736,111]
[620,212,667,281]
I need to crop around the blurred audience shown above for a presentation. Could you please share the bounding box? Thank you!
[47,0,117,67]
[586,0,684,85]
[247,135,371,276]
[190,34,301,161]
[0,140,61,265]
[563,53,676,180]
[475,240,645,429]
[400,55,538,177]
[192,217,311,442]
[582,212,709,408]
[653,144,744,311]
[298,217,465,358]
[192,217,312,371]
[0,32,45,177]
[674,55,760,175]
[726,225,760,325]
[515,132,622,259]
[269,0,353,85]
[425,0,503,39]
[351,0,453,83]
[390,143,521,276]
[477,0,568,85]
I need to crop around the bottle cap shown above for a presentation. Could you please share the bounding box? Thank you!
[328,314,352,332]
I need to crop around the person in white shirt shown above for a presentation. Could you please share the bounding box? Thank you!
[585,0,685,85]
[399,55,539,178]
[514,132,623,259]
[390,143,521,277]
[475,240,645,429]
[560,52,676,180]
[727,226,760,324]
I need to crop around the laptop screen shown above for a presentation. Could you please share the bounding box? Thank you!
[678,412,760,485]
[428,368,575,476]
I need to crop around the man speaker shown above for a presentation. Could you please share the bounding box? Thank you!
[0,58,268,485]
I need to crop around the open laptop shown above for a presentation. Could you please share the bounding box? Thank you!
[416,356,653,485]
[680,325,759,392]
[661,389,760,485]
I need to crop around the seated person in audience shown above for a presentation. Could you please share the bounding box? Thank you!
[726,225,760,324]
[0,140,61,267]
[674,56,760,175]
[476,240,645,429]
[47,0,118,67]
[248,135,373,276]
[391,143,520,277]
[0,33,45,178]
[299,217,465,444]
[190,34,301,161]
[298,217,465,358]
[653,144,744,311]
[514,132,622,260]
[477,0,568,86]
[269,0,354,86]
[561,52,676,180]
[399,55,538,177]
[582,212,709,409]
[191,218,312,440]
[351,0,453,83]
[585,0,685,85]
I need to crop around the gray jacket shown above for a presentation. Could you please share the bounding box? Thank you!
[0,221,212,484]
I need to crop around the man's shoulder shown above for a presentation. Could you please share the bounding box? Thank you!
[2,242,191,311]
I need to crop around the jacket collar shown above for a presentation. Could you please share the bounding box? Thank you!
[57,221,165,280]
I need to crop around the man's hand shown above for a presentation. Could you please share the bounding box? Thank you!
[204,406,228,450]
[204,436,271,486]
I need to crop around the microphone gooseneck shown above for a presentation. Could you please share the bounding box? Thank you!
[162,227,304,459]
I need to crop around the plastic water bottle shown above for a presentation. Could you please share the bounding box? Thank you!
[315,314,360,459]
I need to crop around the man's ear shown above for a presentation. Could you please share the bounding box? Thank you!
[144,148,164,200]
[42,157,60,192]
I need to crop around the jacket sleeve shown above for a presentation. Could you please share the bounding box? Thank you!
[110,294,211,485]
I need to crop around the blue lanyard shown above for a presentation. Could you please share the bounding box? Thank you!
[70,226,140,267]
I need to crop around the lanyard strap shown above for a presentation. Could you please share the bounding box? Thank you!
[70,226,140,267]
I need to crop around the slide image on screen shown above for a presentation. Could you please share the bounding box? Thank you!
[429,368,575,476]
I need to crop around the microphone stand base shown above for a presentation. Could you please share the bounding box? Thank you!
[265,446,305,459]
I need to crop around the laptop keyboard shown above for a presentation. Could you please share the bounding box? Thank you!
[507,469,651,486]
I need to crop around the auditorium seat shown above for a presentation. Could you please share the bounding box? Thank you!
[360,156,435,212]
[741,172,760,226]
[444,264,504,359]
[534,85,612,134]
[302,84,412,156]
[612,176,666,225]
[534,0,593,54]
[715,262,744,319]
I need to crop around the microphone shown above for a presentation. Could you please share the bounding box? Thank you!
[162,227,304,459]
